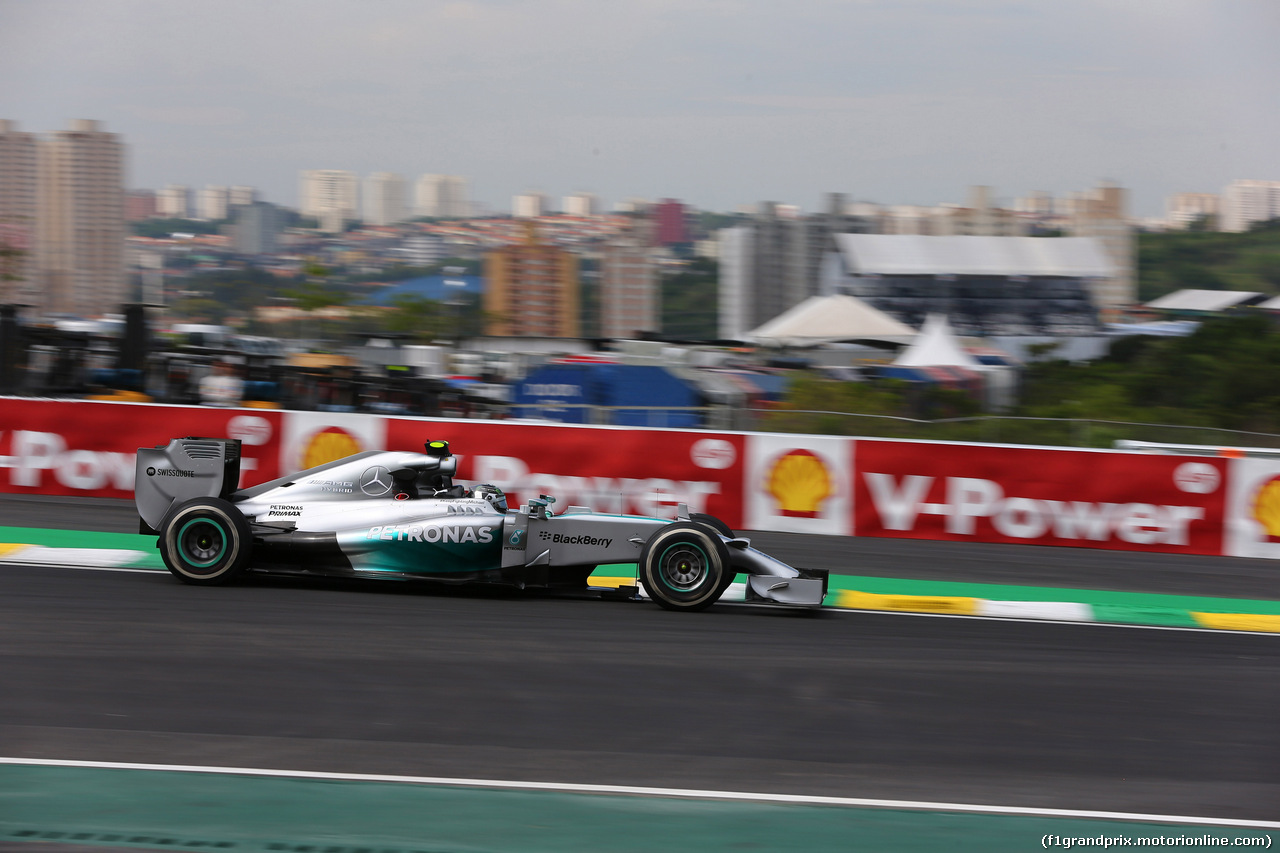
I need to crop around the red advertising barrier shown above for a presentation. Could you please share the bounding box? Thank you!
[0,399,1243,558]
[853,439,1228,555]
[386,418,746,527]
[0,399,282,499]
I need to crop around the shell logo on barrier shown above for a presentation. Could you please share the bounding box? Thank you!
[1251,474,1280,542]
[302,426,362,469]
[766,448,833,518]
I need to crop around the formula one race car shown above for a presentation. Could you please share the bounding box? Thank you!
[135,437,827,611]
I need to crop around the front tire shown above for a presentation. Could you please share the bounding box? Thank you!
[639,522,729,612]
[689,512,733,538]
[159,497,252,585]
[689,513,739,598]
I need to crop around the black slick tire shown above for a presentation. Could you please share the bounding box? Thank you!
[689,512,733,538]
[690,513,739,597]
[159,497,252,585]
[639,522,729,612]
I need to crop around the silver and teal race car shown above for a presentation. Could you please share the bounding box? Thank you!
[135,437,827,612]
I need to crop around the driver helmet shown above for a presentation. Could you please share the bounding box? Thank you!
[471,483,508,513]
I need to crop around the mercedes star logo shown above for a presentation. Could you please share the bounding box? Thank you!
[359,466,393,496]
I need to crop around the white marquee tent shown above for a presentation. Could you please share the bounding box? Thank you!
[887,313,1020,411]
[1145,289,1264,312]
[893,314,980,367]
[743,294,917,347]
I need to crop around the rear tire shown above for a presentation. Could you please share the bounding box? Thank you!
[639,522,729,612]
[159,497,252,585]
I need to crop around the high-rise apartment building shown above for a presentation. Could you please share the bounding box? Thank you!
[614,198,651,214]
[1014,191,1055,217]
[414,174,468,218]
[512,191,547,219]
[861,187,1029,237]
[484,222,579,338]
[232,201,282,256]
[931,186,1028,237]
[125,189,157,221]
[717,226,754,342]
[1063,182,1133,319]
[878,205,934,235]
[653,199,690,246]
[599,221,659,339]
[197,185,229,221]
[1220,180,1280,233]
[300,170,359,233]
[1165,193,1220,230]
[363,172,409,226]
[229,185,258,207]
[157,184,190,219]
[0,120,39,305]
[718,194,867,339]
[562,192,599,217]
[37,120,125,316]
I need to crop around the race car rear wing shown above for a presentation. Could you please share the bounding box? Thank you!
[136,437,242,532]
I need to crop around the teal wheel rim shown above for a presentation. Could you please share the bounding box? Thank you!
[657,541,710,592]
[177,517,228,570]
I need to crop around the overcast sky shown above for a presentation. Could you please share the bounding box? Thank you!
[2,0,1276,217]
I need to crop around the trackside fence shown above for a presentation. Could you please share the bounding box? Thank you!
[3,396,1280,560]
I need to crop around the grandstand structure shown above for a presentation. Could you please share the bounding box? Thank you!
[820,234,1115,336]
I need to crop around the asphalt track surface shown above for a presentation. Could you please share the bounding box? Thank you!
[1,494,1278,825]
[4,493,1279,600]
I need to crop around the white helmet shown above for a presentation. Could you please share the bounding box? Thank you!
[472,484,508,513]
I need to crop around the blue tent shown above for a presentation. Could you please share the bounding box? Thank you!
[366,274,482,305]
[512,363,701,427]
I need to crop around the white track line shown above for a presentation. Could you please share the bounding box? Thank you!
[0,547,150,567]
[828,606,1280,637]
[0,562,161,574]
[1,758,1277,830]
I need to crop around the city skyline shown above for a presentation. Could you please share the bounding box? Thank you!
[2,1,1278,218]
